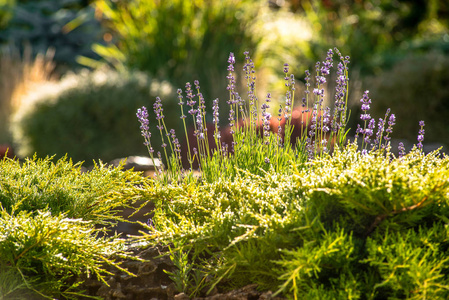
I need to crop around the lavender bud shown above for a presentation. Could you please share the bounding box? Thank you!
[417,120,425,149]
[398,142,406,158]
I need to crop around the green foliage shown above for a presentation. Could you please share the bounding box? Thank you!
[12,68,177,162]
[276,227,360,299]
[198,131,302,183]
[362,225,449,299]
[139,168,301,294]
[0,263,33,300]
[91,0,262,102]
[0,208,129,299]
[0,154,147,298]
[163,242,207,296]
[295,0,449,75]
[0,155,145,226]
[367,51,449,144]
[0,0,15,30]
[136,145,449,298]
[0,0,103,67]
[163,243,192,294]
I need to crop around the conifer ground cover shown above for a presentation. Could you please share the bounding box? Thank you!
[0,156,146,299]
[136,146,449,299]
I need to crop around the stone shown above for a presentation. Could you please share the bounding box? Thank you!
[0,144,14,159]
[109,156,161,172]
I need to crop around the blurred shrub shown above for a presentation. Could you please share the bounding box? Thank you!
[12,68,178,162]
[90,0,263,105]
[0,0,103,67]
[366,51,449,144]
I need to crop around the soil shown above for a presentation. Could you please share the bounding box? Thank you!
[77,244,284,300]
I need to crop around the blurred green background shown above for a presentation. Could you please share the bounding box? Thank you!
[0,0,448,162]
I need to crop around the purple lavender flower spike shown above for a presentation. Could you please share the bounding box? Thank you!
[177,89,187,120]
[265,93,271,103]
[153,97,164,121]
[283,63,289,74]
[136,106,151,145]
[304,70,311,90]
[417,120,425,149]
[322,107,331,133]
[261,94,272,143]
[226,53,237,97]
[355,124,363,138]
[177,89,183,103]
[228,108,235,124]
[228,52,235,65]
[196,112,204,139]
[384,111,395,142]
[313,88,324,96]
[360,91,372,121]
[316,49,334,84]
[185,82,196,108]
[290,74,296,92]
[398,142,406,158]
[364,118,376,145]
[173,138,181,154]
[212,98,220,125]
[375,118,385,148]
[317,76,326,85]
[198,92,205,110]
[263,112,272,137]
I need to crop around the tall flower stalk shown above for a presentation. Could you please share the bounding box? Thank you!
[177,88,194,170]
[417,120,425,150]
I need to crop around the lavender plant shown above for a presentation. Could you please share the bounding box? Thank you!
[136,48,358,183]
[136,47,433,184]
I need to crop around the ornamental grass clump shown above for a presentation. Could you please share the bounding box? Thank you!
[134,48,449,299]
